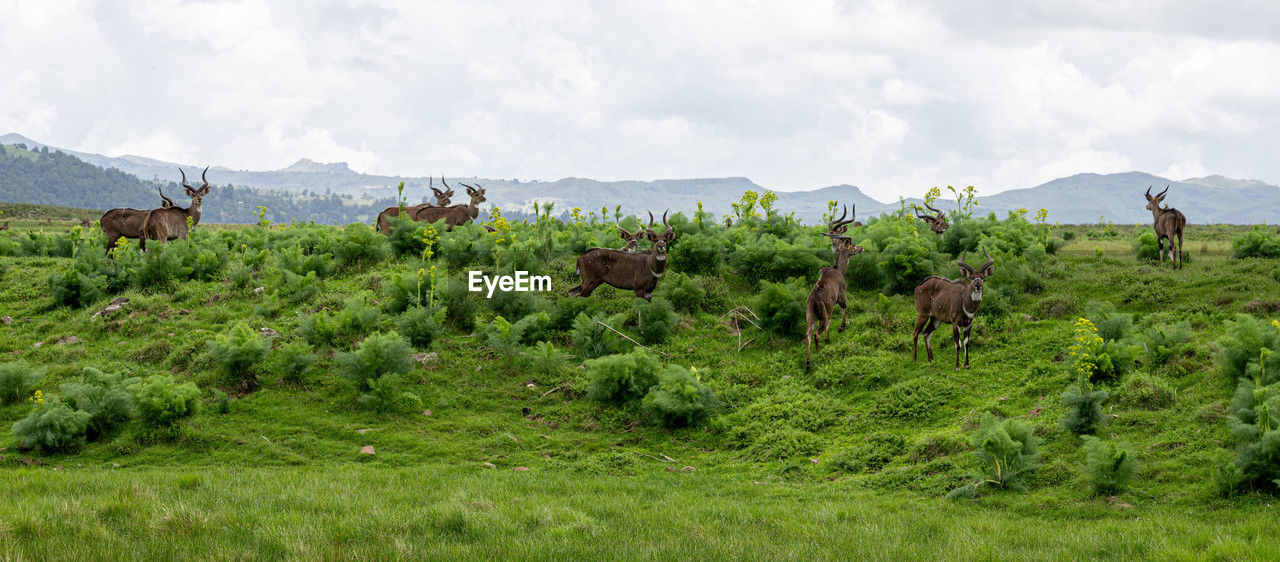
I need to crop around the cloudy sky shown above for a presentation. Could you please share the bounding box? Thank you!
[2,1,1277,200]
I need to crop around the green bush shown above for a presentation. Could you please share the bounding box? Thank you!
[1080,436,1138,495]
[752,280,806,338]
[641,366,720,428]
[481,316,526,363]
[206,322,269,390]
[0,362,43,404]
[571,313,626,359]
[1142,321,1191,371]
[397,306,446,349]
[585,349,661,404]
[952,413,1041,496]
[1222,349,1280,494]
[825,433,907,474]
[131,374,201,428]
[270,340,317,384]
[299,299,383,347]
[11,397,92,453]
[1215,314,1280,381]
[337,332,421,413]
[654,273,708,313]
[132,244,195,288]
[629,297,680,345]
[1060,383,1109,436]
[440,277,480,332]
[276,270,322,303]
[59,368,139,441]
[668,232,724,275]
[512,311,554,345]
[1231,227,1280,259]
[48,266,108,308]
[529,341,568,378]
[1116,372,1175,410]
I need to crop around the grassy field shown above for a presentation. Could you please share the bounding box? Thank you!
[1,208,1279,558]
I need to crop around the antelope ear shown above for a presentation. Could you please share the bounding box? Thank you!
[185,186,198,197]
[981,264,994,277]
[646,230,659,241]
[958,263,976,277]
[664,230,675,241]
[618,227,631,240]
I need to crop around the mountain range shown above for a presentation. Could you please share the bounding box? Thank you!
[3,132,1278,224]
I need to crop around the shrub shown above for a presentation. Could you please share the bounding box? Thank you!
[654,273,707,313]
[276,270,322,303]
[1215,314,1280,381]
[11,397,92,453]
[1060,383,1109,435]
[528,341,568,378]
[271,340,318,384]
[337,332,421,413]
[584,349,661,404]
[488,288,544,321]
[752,280,806,338]
[1142,321,1191,371]
[668,232,725,275]
[131,374,201,428]
[299,299,383,347]
[48,266,108,308]
[1069,317,1138,384]
[825,433,907,474]
[1116,372,1175,410]
[1080,436,1138,495]
[482,316,526,363]
[1231,227,1280,259]
[1221,349,1280,494]
[878,378,954,420]
[132,244,195,288]
[512,311,554,345]
[629,297,680,345]
[0,362,43,404]
[397,306,446,349]
[59,368,139,441]
[440,277,480,332]
[571,313,625,359]
[206,322,269,391]
[952,413,1040,496]
[641,366,720,428]
[211,388,231,414]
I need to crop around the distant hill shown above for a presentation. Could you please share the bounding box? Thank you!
[4,132,1279,224]
[0,142,395,224]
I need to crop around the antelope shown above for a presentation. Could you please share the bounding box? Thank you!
[568,211,674,301]
[0,221,9,231]
[1145,185,1187,269]
[100,169,204,256]
[912,248,993,370]
[804,232,865,371]
[616,225,644,253]
[138,167,211,251]
[917,202,949,234]
[375,176,454,234]
[413,182,486,230]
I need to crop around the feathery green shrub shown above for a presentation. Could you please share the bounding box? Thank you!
[12,397,91,453]
[641,366,720,428]
[206,322,269,390]
[131,374,201,428]
[585,349,661,404]
[59,368,139,441]
[337,332,421,413]
[0,361,43,404]
[1080,436,1138,495]
[1060,383,1109,436]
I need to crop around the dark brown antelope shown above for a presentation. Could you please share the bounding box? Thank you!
[917,202,949,234]
[0,221,9,232]
[912,248,993,370]
[414,182,486,229]
[376,177,454,234]
[1145,185,1187,269]
[138,167,211,251]
[100,169,205,255]
[568,211,674,301]
[805,233,865,371]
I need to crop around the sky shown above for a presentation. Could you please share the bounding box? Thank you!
[2,0,1278,200]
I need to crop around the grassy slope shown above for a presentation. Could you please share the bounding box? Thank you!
[1,213,1279,557]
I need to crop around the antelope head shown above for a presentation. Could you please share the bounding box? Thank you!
[828,204,857,236]
[617,225,643,253]
[462,182,487,206]
[918,202,949,233]
[1144,185,1170,212]
[645,210,675,261]
[158,187,176,208]
[957,247,994,301]
[179,166,211,211]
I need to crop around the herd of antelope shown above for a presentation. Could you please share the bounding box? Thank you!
[73,168,1191,370]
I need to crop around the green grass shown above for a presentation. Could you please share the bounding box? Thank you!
[2,466,1277,559]
[2,207,1279,557]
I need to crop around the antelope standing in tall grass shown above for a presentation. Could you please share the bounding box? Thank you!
[917,202,949,234]
[138,168,211,251]
[100,168,206,255]
[804,232,865,371]
[414,183,486,229]
[1145,185,1187,269]
[912,248,993,370]
[376,177,454,234]
[568,211,674,301]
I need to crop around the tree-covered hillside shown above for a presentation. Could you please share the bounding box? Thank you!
[0,143,398,224]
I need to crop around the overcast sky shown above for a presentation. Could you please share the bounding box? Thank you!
[2,1,1277,200]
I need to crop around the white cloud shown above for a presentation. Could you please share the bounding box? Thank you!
[2,0,1278,200]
